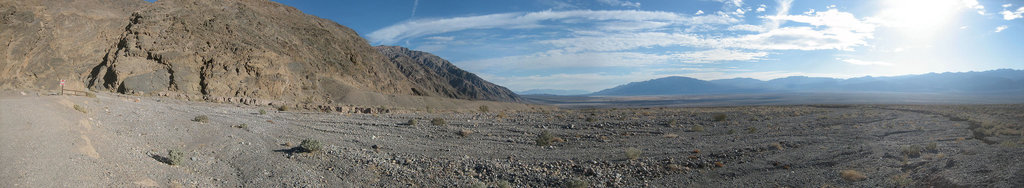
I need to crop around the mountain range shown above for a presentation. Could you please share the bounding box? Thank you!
[592,69,1024,96]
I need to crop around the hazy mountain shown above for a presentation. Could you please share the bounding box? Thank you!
[2,0,520,105]
[592,76,757,95]
[517,89,591,96]
[591,69,1024,96]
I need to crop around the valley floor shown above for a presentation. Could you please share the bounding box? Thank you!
[1,90,1022,187]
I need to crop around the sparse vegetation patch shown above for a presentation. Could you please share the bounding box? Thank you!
[536,130,557,146]
[73,104,87,113]
[431,118,445,126]
[193,115,209,123]
[167,149,184,166]
[625,147,641,160]
[840,169,867,182]
[300,139,323,153]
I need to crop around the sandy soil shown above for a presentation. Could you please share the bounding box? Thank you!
[1,90,1022,187]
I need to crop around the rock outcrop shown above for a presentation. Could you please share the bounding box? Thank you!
[376,46,521,102]
[2,0,521,105]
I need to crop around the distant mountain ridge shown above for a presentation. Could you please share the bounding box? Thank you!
[517,89,591,96]
[592,69,1024,96]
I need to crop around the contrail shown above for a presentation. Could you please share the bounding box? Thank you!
[410,0,419,18]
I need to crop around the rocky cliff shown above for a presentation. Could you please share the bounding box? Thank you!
[2,0,521,106]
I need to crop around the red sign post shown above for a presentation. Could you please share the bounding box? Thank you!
[60,79,65,95]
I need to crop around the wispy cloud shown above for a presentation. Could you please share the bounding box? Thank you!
[995,25,1008,32]
[410,0,419,18]
[838,58,893,66]
[597,0,640,8]
[367,10,738,44]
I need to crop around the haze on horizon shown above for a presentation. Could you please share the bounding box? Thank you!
[274,0,1024,92]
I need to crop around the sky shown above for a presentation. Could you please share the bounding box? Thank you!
[271,0,1024,92]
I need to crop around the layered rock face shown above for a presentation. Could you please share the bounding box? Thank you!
[0,0,520,105]
[0,0,146,90]
[376,46,521,102]
[86,0,421,104]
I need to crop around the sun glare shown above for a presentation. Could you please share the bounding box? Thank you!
[877,0,962,39]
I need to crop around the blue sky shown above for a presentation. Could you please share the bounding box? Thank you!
[272,0,1024,92]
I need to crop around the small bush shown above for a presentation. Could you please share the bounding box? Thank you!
[479,105,489,113]
[278,105,289,111]
[259,109,267,115]
[85,92,97,98]
[300,139,323,153]
[926,142,938,152]
[691,125,705,132]
[746,126,758,134]
[727,129,736,134]
[73,104,87,113]
[625,147,641,160]
[407,119,417,126]
[536,130,556,146]
[902,145,922,158]
[495,180,512,188]
[458,129,474,137]
[667,119,678,126]
[167,149,184,166]
[565,178,589,188]
[840,169,867,182]
[431,118,445,126]
[235,123,248,129]
[193,115,209,123]
[712,113,727,121]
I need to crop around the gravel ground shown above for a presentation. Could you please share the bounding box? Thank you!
[2,90,1022,187]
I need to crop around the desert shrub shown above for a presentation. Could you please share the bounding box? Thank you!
[85,92,97,98]
[495,180,512,188]
[564,178,589,188]
[193,115,209,123]
[746,126,758,134]
[496,112,508,119]
[167,149,184,166]
[431,118,445,126]
[407,119,417,125]
[926,142,938,152]
[902,145,922,157]
[727,129,736,134]
[458,129,474,137]
[667,119,678,126]
[770,142,784,150]
[536,130,556,146]
[691,125,705,132]
[712,113,727,121]
[840,170,867,182]
[479,105,489,113]
[73,104,87,113]
[889,173,912,186]
[278,105,289,111]
[300,139,323,153]
[625,147,641,160]
[259,109,267,115]
[585,117,597,122]
[235,123,248,129]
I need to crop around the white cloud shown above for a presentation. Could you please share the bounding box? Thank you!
[671,49,769,63]
[540,8,875,52]
[961,0,985,15]
[714,0,743,7]
[367,10,739,44]
[1004,4,1013,8]
[734,8,746,15]
[838,58,893,66]
[597,0,641,8]
[1002,6,1024,20]
[756,4,766,12]
[424,36,454,41]
[995,25,1008,32]
[696,10,705,15]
